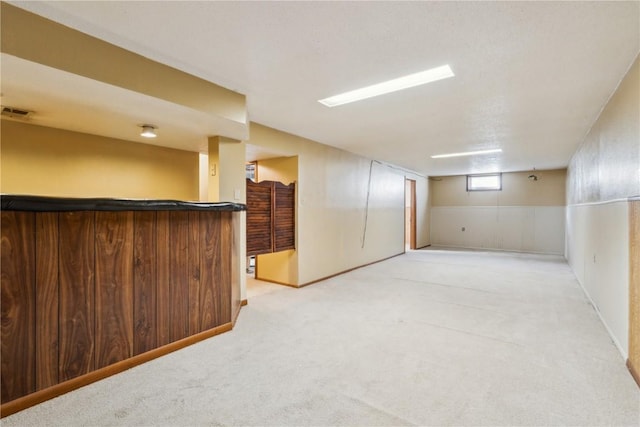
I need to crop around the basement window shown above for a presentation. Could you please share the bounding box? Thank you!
[467,173,502,191]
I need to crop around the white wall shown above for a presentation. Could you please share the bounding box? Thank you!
[199,153,208,201]
[297,148,406,284]
[566,55,639,359]
[200,138,248,299]
[430,170,566,254]
[566,202,629,355]
[248,123,429,286]
[431,206,565,254]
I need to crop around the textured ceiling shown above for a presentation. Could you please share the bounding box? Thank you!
[7,1,640,176]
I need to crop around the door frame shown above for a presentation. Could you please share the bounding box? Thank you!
[405,179,416,250]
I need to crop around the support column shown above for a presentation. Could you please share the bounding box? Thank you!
[207,137,221,202]
[207,135,247,304]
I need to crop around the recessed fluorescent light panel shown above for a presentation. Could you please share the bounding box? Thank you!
[431,148,502,159]
[318,65,454,107]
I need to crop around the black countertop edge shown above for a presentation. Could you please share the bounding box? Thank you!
[1,195,246,212]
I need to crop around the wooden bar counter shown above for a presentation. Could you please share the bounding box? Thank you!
[1,195,245,416]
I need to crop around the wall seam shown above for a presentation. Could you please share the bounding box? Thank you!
[572,266,628,360]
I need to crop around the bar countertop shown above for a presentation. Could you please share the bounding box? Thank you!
[0,195,246,212]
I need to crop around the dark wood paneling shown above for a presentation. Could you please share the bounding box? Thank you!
[133,212,157,355]
[169,212,189,343]
[199,211,221,331]
[1,212,36,403]
[188,212,201,335]
[274,182,295,252]
[1,206,241,408]
[218,212,232,325]
[156,212,171,347]
[1,322,232,418]
[95,212,134,369]
[246,179,273,256]
[58,212,95,382]
[35,213,59,390]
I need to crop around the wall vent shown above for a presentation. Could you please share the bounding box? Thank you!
[1,106,33,120]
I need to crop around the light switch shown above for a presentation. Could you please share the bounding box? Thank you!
[234,189,241,200]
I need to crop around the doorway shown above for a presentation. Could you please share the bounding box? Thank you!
[405,179,416,250]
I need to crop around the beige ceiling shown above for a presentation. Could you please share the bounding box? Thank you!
[7,1,640,176]
[1,53,241,153]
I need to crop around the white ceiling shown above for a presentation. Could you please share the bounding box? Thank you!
[1,54,240,153]
[7,1,640,176]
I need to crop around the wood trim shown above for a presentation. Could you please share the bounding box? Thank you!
[416,244,432,250]
[300,252,405,287]
[1,323,232,418]
[255,253,405,288]
[627,359,640,388]
[232,300,242,326]
[241,299,248,306]
[254,276,300,288]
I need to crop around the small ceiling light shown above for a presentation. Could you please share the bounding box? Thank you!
[431,148,502,159]
[318,64,455,107]
[140,124,157,138]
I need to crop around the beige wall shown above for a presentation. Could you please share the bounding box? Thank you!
[217,137,248,301]
[218,137,246,204]
[248,123,429,286]
[255,156,299,285]
[431,169,566,207]
[566,55,639,359]
[257,156,298,184]
[1,120,199,200]
[1,3,247,126]
[197,138,248,298]
[567,57,640,205]
[429,169,567,254]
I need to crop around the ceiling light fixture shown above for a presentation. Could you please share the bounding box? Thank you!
[140,124,157,138]
[318,64,455,107]
[431,148,502,159]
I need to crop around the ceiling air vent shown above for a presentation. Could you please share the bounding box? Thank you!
[1,106,33,120]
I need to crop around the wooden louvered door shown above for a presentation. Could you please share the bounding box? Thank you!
[246,180,274,256]
[274,182,295,252]
[246,179,295,256]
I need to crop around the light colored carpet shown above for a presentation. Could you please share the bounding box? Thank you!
[4,249,639,426]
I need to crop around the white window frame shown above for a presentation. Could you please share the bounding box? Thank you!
[466,173,502,191]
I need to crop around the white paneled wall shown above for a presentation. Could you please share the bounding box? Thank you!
[566,201,630,357]
[431,206,565,254]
